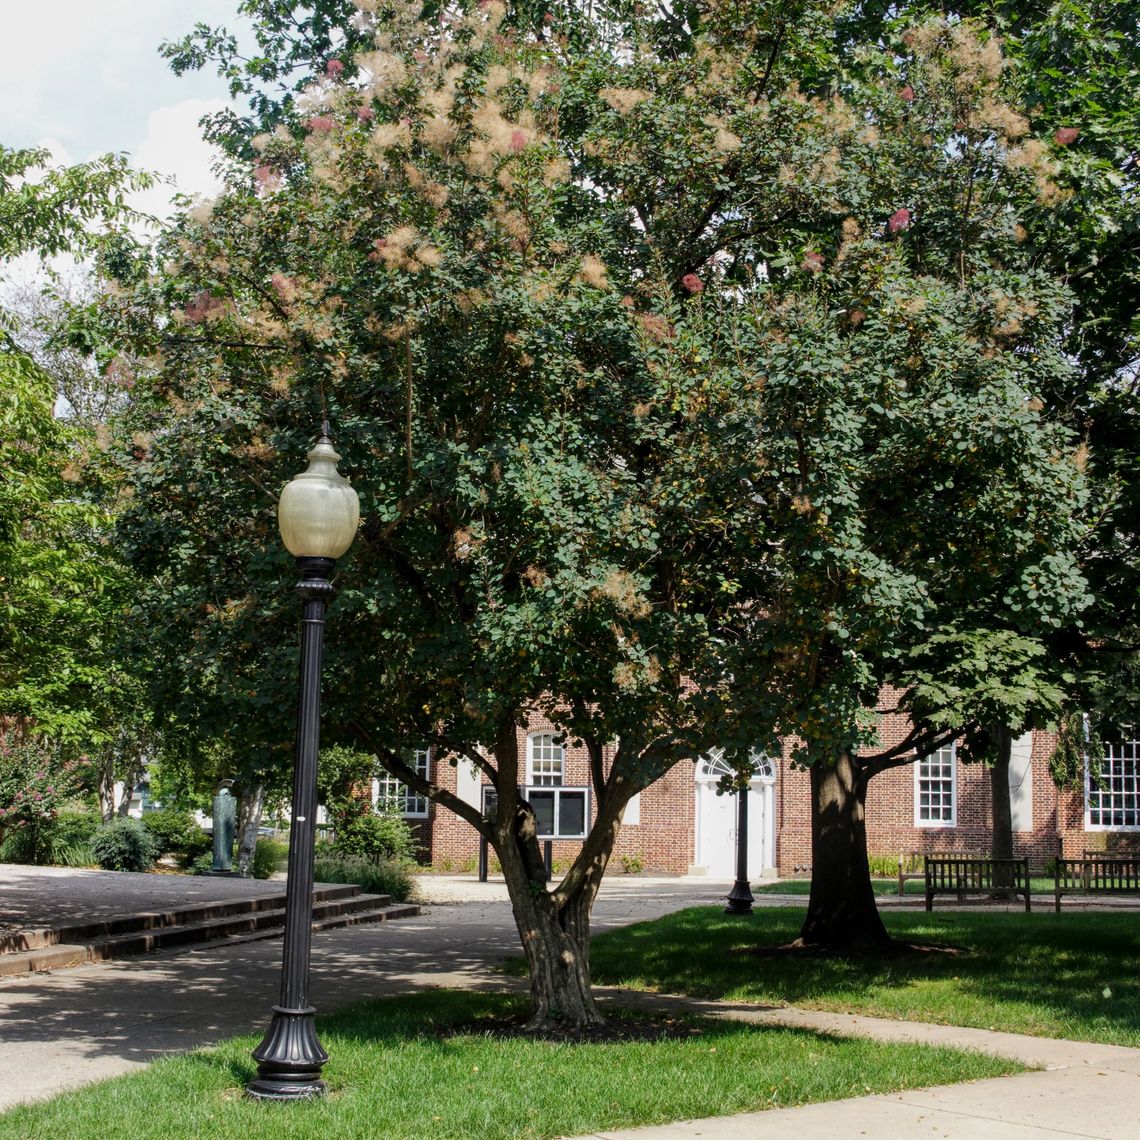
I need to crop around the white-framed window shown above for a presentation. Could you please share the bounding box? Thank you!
[373,749,430,818]
[915,743,956,827]
[525,786,590,838]
[1086,737,1140,831]
[527,733,564,786]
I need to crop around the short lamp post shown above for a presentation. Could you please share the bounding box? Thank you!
[248,425,359,1101]
[725,786,754,916]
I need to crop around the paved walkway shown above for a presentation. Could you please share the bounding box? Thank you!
[2,865,1139,1138]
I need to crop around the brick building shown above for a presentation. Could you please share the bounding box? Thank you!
[367,716,1140,877]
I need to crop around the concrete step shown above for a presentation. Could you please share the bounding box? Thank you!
[0,884,361,954]
[311,901,421,932]
[0,885,420,978]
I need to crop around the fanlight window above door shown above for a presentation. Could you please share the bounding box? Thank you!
[698,749,775,781]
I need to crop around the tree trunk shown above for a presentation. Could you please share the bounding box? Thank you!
[97,754,117,822]
[496,805,616,1029]
[97,740,146,821]
[798,754,891,951]
[989,726,1015,894]
[236,782,267,877]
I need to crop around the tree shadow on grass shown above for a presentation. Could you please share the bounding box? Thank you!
[588,905,1140,1044]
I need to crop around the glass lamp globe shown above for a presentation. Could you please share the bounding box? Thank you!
[277,433,360,558]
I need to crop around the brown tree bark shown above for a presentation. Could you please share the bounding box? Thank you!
[97,761,117,823]
[989,725,1015,894]
[495,796,617,1029]
[96,739,146,822]
[487,715,635,1031]
[797,754,891,951]
[352,715,637,1029]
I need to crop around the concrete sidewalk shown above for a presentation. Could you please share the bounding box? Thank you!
[572,1002,1140,1139]
[2,866,1139,1137]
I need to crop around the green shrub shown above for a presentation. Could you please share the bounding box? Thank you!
[0,738,89,861]
[45,811,98,866]
[313,856,415,902]
[142,808,209,863]
[332,810,419,863]
[0,828,42,864]
[180,829,214,868]
[619,852,646,875]
[90,818,160,872]
[252,837,288,879]
[0,810,99,866]
[867,852,899,879]
[51,839,96,867]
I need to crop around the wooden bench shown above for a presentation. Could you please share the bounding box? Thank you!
[897,851,981,896]
[1054,857,1140,912]
[924,857,1032,912]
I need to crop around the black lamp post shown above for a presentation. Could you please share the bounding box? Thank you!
[248,425,359,1101]
[725,785,754,916]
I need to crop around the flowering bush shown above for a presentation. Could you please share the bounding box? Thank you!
[0,738,89,856]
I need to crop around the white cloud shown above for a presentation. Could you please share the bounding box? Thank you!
[0,1,239,160]
[131,99,228,223]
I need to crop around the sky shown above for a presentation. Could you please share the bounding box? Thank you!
[1,0,246,218]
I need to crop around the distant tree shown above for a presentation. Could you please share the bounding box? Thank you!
[0,146,151,262]
[1,145,154,813]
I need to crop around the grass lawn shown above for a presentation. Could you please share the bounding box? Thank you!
[757,878,902,896]
[590,907,1140,1046]
[0,990,1020,1139]
[755,877,1057,896]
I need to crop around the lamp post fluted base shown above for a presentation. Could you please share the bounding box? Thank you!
[725,879,755,915]
[725,787,753,915]
[247,1005,329,1100]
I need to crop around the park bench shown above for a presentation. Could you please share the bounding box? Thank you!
[897,850,981,896]
[924,856,1032,912]
[1054,856,1140,912]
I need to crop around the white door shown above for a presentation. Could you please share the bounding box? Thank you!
[696,779,739,877]
[694,753,776,877]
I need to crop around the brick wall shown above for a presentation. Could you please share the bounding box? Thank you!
[407,712,700,875]
[611,760,696,874]
[363,710,1140,878]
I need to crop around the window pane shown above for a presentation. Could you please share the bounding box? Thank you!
[530,791,555,836]
[558,791,586,837]
[1087,737,1140,831]
[482,786,498,823]
[529,734,564,787]
[375,749,430,816]
[916,744,956,826]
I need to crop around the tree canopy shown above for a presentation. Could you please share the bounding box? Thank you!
[94,0,1123,1005]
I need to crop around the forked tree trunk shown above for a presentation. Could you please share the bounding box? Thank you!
[798,754,891,951]
[115,757,146,818]
[236,782,267,877]
[508,874,603,1028]
[96,744,145,821]
[496,807,618,1029]
[989,726,1015,894]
